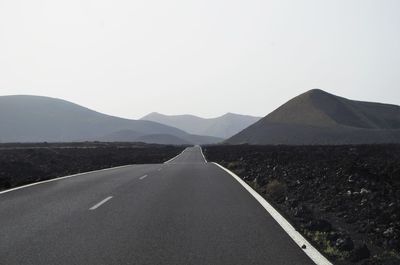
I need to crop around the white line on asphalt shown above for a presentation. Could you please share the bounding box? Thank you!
[0,165,132,195]
[199,146,207,163]
[139,175,148,180]
[212,162,333,265]
[89,196,113,210]
[164,148,187,164]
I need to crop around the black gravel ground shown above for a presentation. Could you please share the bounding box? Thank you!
[0,142,185,191]
[204,144,400,265]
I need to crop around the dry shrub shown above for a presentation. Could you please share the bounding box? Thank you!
[265,179,286,201]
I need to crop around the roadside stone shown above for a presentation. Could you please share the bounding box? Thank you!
[350,244,370,262]
[360,188,371,195]
[348,175,355,183]
[293,205,311,218]
[305,219,332,232]
[326,232,340,244]
[383,227,394,238]
[336,237,354,251]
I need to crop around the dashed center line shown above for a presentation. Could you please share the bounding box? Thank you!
[139,175,148,180]
[89,196,113,210]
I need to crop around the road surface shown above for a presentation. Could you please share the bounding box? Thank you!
[0,146,315,265]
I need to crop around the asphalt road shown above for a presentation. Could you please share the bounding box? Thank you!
[0,146,315,265]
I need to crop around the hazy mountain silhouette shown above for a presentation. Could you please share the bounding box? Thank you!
[96,130,145,142]
[98,130,221,145]
[227,89,400,145]
[0,95,221,144]
[135,134,192,145]
[141,112,261,139]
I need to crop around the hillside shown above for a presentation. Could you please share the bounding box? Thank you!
[0,95,220,145]
[141,112,260,139]
[226,89,400,145]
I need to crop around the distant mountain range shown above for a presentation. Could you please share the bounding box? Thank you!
[141,112,261,139]
[3,91,399,146]
[0,95,222,145]
[227,89,400,145]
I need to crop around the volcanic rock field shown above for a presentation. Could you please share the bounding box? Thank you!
[204,144,400,264]
[0,142,185,191]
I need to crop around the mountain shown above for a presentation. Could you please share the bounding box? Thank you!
[96,130,145,142]
[135,134,192,145]
[0,95,221,145]
[141,112,261,139]
[226,89,400,145]
[98,129,221,145]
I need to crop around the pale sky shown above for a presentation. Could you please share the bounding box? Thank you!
[0,0,399,119]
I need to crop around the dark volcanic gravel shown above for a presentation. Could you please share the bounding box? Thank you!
[204,144,400,265]
[0,142,185,191]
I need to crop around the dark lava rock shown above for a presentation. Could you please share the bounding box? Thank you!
[286,198,299,208]
[350,244,370,262]
[384,239,399,249]
[326,232,340,243]
[293,205,312,219]
[204,144,400,264]
[336,237,355,251]
[383,227,395,238]
[345,215,358,224]
[0,143,185,191]
[305,219,332,232]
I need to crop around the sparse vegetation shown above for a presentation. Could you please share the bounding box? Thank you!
[303,230,349,261]
[265,179,286,202]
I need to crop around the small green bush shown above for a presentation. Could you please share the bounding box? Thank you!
[303,230,349,261]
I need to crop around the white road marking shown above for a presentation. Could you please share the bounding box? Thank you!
[164,148,187,164]
[89,196,113,210]
[0,165,132,195]
[139,175,148,180]
[213,162,333,265]
[158,168,162,171]
[198,146,207,163]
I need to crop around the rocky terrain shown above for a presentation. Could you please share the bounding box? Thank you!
[204,144,400,264]
[0,142,184,191]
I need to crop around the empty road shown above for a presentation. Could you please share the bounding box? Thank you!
[0,146,317,265]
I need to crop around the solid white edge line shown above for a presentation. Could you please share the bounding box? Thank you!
[212,162,333,265]
[199,146,207,163]
[0,165,132,195]
[139,175,148,180]
[164,148,187,164]
[89,196,113,210]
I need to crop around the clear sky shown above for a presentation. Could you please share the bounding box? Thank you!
[0,0,399,119]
